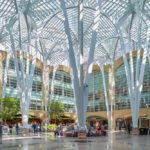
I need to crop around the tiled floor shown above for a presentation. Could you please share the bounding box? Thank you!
[0,132,150,150]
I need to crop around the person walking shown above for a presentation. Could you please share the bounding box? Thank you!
[119,122,122,131]
[127,123,131,134]
[32,123,37,134]
[16,123,19,135]
[9,123,13,135]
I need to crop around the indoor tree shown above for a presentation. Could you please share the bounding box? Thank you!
[0,97,19,123]
[49,100,65,124]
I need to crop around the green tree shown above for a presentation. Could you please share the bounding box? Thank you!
[0,97,20,121]
[49,100,65,123]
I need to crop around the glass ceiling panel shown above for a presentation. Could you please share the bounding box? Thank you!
[0,0,149,66]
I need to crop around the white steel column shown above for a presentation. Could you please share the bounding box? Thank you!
[136,42,148,121]
[108,65,115,131]
[134,0,146,129]
[146,28,150,66]
[119,29,136,127]
[119,27,147,128]
[6,19,36,127]
[38,40,57,112]
[83,29,98,124]
[60,0,82,128]
[60,0,99,128]
[42,59,49,124]
[48,65,58,120]
[100,66,110,124]
[2,52,11,98]
[50,66,58,102]
[78,0,84,128]
[24,45,36,126]
[83,4,100,122]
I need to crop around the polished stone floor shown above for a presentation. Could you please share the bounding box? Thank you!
[0,133,150,150]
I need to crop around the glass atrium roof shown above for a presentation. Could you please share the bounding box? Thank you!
[0,0,149,67]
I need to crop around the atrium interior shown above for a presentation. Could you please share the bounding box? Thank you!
[0,0,150,149]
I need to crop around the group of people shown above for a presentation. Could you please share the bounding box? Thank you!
[87,124,107,137]
[7,123,20,135]
[64,123,107,137]
[32,122,42,133]
[54,124,63,136]
[0,122,20,135]
[0,122,42,135]
[117,121,132,134]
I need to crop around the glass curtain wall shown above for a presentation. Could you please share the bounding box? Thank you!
[87,70,108,112]
[115,58,150,110]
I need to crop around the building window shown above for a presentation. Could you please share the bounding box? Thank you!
[9,59,15,70]
[49,85,51,94]
[6,76,17,88]
[64,104,75,112]
[54,86,62,95]
[49,73,53,79]
[95,92,100,100]
[34,67,42,76]
[32,81,42,92]
[64,89,74,97]
[55,73,62,81]
[88,93,94,101]
[63,75,71,83]
[9,59,27,72]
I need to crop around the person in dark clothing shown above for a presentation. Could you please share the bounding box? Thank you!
[16,123,19,135]
[127,123,131,134]
[0,122,3,144]
[54,126,59,137]
[32,123,37,133]
[9,124,13,135]
[119,122,122,131]
[87,126,92,137]
[0,122,2,134]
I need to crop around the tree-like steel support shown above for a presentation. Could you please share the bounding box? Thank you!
[99,66,110,127]
[119,29,147,129]
[6,15,36,127]
[38,38,61,127]
[42,59,49,126]
[60,0,99,129]
[48,66,58,124]
[117,0,148,131]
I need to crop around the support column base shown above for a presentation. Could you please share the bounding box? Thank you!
[78,131,87,139]
[131,128,139,135]
[22,128,30,136]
